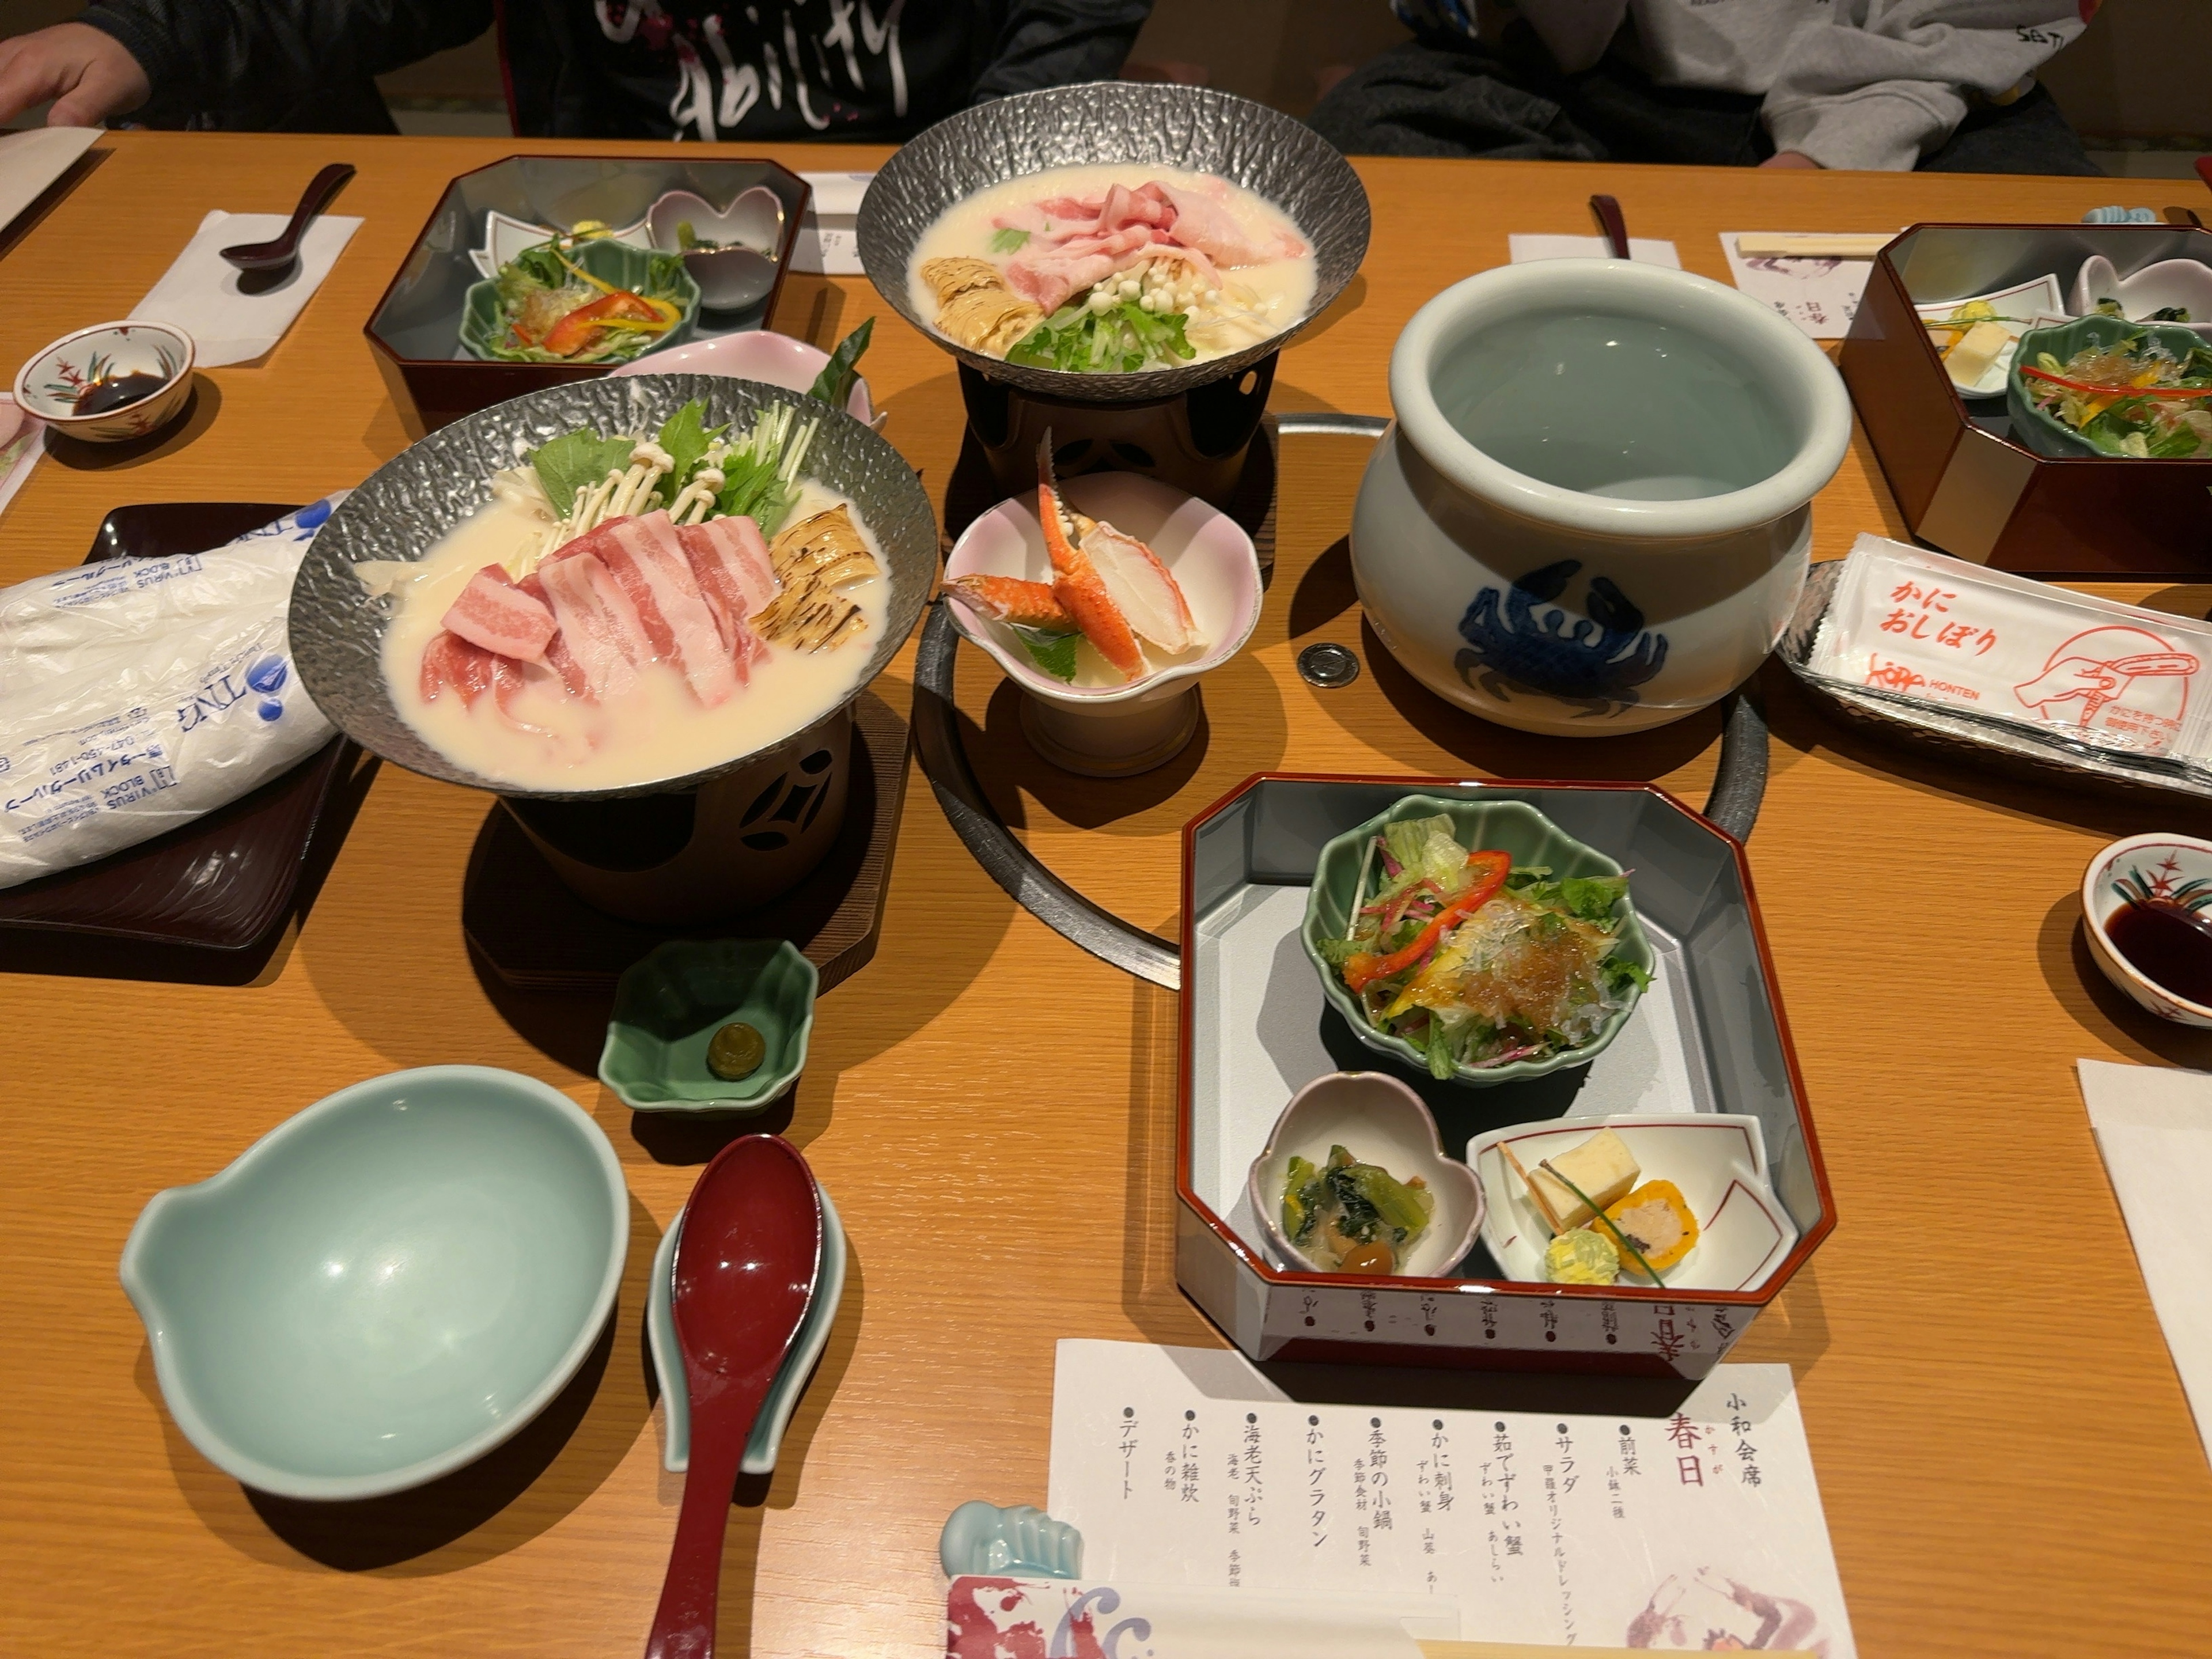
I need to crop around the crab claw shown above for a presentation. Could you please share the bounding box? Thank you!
[1081,520,1198,653]
[946,573,1075,629]
[1034,427,1144,679]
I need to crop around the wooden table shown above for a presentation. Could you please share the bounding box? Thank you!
[2,132,2207,1659]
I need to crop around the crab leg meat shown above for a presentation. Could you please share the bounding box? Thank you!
[1035,432,1144,679]
[946,573,1075,630]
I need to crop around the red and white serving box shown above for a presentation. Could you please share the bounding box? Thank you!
[1175,774,1836,1379]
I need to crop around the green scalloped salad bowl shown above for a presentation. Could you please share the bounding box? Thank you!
[1300,794,1652,1087]
[460,237,701,365]
[2006,313,2211,460]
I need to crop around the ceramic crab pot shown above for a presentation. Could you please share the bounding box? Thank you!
[1177,773,1836,1378]
[1351,260,1851,736]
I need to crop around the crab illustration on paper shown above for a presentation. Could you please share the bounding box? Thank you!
[1455,558,1669,718]
[2013,624,2197,749]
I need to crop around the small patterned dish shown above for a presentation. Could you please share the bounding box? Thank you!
[12,320,195,442]
[648,1181,847,1474]
[2080,831,2212,1027]
[1299,794,1652,1086]
[1466,1113,1797,1294]
[599,938,817,1111]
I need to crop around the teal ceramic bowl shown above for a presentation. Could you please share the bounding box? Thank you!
[649,1183,847,1475]
[459,238,702,364]
[2006,313,2212,459]
[600,939,817,1111]
[1300,794,1652,1086]
[119,1066,628,1501]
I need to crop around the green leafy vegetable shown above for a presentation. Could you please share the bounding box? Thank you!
[1007,624,1080,681]
[712,404,822,536]
[806,317,874,412]
[1006,297,1198,374]
[656,399,727,499]
[989,226,1031,254]
[676,219,699,251]
[530,429,637,514]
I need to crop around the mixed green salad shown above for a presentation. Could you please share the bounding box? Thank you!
[2020,329,2212,460]
[1315,815,1647,1077]
[482,238,691,365]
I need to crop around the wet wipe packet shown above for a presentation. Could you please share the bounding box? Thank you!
[1806,535,2212,763]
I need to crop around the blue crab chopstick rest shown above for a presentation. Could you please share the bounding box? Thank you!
[939,1501,1082,1579]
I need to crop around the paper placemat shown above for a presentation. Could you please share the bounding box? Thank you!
[2077,1059,2212,1464]
[796,171,871,275]
[1048,1340,1852,1653]
[1508,234,1679,268]
[1721,232,1884,340]
[130,209,362,368]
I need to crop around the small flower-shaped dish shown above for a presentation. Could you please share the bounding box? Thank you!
[649,1181,848,1474]
[2081,831,2212,1027]
[118,1065,628,1501]
[609,328,873,423]
[459,238,701,365]
[647,186,786,313]
[2069,255,2212,339]
[13,320,195,443]
[600,938,817,1111]
[2006,314,2210,459]
[1246,1071,1485,1278]
[1300,794,1652,1086]
[1467,1113,1797,1294]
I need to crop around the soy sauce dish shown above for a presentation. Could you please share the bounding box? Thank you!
[13,320,196,444]
[2081,832,2212,1027]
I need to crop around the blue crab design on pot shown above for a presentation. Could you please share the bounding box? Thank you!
[1454,559,1669,719]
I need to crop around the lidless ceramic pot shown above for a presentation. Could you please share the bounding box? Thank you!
[1351,260,1852,736]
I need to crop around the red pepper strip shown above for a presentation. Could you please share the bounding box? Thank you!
[2019,363,2212,400]
[1342,849,1511,993]
[541,290,663,358]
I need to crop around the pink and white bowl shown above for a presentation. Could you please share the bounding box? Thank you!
[13,320,195,444]
[2081,831,2212,1028]
[941,472,1262,776]
[609,328,873,425]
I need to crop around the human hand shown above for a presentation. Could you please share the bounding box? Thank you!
[1760,151,1821,169]
[0,24,151,127]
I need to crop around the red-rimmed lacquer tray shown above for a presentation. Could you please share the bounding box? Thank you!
[1175,773,1835,1380]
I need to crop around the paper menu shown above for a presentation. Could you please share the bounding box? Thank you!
[1721,233,1883,340]
[1048,1341,1852,1654]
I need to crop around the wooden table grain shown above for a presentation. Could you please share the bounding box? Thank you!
[2,132,2206,1659]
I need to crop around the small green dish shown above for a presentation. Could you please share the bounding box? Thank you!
[600,939,816,1112]
[2006,313,2212,459]
[1300,794,1652,1086]
[459,238,702,365]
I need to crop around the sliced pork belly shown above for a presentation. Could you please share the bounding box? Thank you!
[1158,182,1305,267]
[419,631,498,706]
[518,572,592,699]
[441,563,557,664]
[537,551,645,701]
[595,512,737,707]
[677,514,778,625]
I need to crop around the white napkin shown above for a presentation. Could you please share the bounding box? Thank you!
[130,209,362,368]
[0,127,100,238]
[1508,233,1679,267]
[2077,1059,2212,1464]
[794,171,871,275]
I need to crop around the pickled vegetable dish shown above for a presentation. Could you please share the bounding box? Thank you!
[1280,1145,1435,1274]
[2021,330,2212,459]
[1316,815,1647,1077]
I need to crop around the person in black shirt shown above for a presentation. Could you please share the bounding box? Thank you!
[0,1,1152,139]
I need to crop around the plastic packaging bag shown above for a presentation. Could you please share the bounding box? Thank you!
[0,497,345,891]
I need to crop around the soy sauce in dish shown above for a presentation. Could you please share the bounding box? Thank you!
[2105,899,2212,1007]
[71,371,169,417]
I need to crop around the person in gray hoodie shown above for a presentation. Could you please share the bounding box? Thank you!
[1312,0,2101,174]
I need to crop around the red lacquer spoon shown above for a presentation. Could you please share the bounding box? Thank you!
[644,1134,823,1659]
